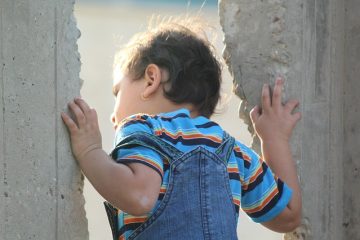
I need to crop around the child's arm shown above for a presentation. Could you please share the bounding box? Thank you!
[249,77,302,232]
[61,98,161,216]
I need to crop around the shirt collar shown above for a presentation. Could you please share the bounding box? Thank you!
[157,108,191,118]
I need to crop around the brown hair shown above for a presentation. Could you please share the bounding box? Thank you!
[113,16,222,118]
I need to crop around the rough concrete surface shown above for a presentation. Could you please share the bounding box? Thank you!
[0,0,88,239]
[219,0,359,239]
[343,0,360,238]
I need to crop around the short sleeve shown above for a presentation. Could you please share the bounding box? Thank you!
[112,114,164,179]
[234,141,293,223]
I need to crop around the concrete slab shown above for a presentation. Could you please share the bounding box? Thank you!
[0,1,88,239]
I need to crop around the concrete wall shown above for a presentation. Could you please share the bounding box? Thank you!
[219,0,360,239]
[343,0,360,238]
[0,1,88,239]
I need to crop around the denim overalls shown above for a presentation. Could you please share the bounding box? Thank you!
[104,130,238,240]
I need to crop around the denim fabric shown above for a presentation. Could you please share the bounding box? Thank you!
[104,130,238,240]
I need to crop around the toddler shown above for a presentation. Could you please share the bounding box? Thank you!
[61,17,302,240]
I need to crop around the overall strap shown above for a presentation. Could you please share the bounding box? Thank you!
[110,131,183,164]
[215,130,235,164]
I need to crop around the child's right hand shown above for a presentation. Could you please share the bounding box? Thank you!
[249,77,301,143]
[61,98,102,163]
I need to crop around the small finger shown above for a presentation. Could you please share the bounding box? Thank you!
[89,108,100,126]
[272,77,283,109]
[61,112,79,133]
[91,108,98,118]
[261,83,271,112]
[284,99,300,113]
[68,101,86,127]
[292,112,302,122]
[250,105,260,123]
[74,97,91,116]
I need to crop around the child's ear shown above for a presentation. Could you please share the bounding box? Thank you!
[142,64,162,99]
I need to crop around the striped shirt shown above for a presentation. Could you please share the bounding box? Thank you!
[112,108,292,239]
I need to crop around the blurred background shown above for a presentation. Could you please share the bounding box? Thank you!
[74,0,282,239]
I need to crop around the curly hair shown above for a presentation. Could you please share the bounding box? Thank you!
[113,16,222,118]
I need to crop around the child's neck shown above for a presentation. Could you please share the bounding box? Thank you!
[155,103,200,119]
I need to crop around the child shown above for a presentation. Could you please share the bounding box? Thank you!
[61,17,302,240]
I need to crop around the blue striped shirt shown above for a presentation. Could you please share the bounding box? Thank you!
[111,108,292,239]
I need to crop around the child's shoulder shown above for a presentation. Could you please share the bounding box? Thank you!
[115,109,257,156]
[233,139,255,154]
[118,108,209,129]
[115,112,156,139]
[115,108,219,140]
[116,108,206,133]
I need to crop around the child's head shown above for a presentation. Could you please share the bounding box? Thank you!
[111,16,222,129]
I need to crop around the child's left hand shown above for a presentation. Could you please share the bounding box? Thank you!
[61,98,102,163]
[249,77,301,143]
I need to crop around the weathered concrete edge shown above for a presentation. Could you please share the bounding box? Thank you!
[55,0,89,239]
